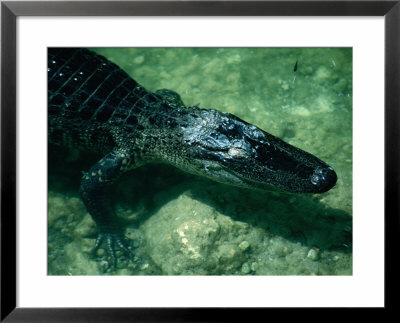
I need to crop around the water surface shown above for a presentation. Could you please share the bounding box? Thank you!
[48,47,352,275]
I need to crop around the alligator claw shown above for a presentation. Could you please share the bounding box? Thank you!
[92,232,133,268]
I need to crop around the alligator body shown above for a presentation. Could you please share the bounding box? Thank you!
[48,48,337,265]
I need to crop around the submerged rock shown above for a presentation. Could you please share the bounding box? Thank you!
[142,193,250,275]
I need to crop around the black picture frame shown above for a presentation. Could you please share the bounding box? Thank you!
[1,1,399,321]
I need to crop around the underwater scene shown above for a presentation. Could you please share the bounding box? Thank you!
[48,47,352,275]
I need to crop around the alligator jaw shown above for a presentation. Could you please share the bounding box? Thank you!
[210,160,337,194]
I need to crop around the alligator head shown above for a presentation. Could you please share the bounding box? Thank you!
[180,108,337,193]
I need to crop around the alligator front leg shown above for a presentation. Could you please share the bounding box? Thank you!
[79,148,133,267]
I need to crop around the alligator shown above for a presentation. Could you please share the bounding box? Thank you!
[48,48,337,266]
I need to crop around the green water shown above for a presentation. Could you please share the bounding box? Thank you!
[48,48,352,275]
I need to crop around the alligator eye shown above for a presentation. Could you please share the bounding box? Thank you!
[228,147,249,159]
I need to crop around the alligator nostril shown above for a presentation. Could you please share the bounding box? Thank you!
[310,166,337,192]
[310,173,321,185]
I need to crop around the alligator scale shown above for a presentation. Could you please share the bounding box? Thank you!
[48,48,337,266]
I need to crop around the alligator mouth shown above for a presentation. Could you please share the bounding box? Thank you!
[223,164,337,194]
[214,163,277,192]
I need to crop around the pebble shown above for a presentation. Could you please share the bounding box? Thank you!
[307,248,319,261]
[251,262,258,272]
[227,54,241,64]
[275,246,290,257]
[241,263,251,274]
[291,106,311,117]
[133,55,144,64]
[239,241,250,251]
[281,82,289,90]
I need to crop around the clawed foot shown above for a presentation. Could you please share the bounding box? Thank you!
[92,232,134,268]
